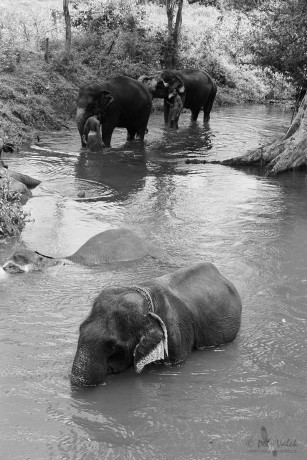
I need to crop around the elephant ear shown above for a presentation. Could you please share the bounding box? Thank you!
[100,90,114,115]
[160,71,185,94]
[134,312,168,374]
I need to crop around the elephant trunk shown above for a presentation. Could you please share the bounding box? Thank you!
[71,348,106,386]
[76,108,87,136]
[76,107,94,147]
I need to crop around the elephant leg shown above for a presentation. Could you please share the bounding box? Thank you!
[191,108,200,121]
[78,130,87,147]
[101,125,114,148]
[127,129,137,141]
[164,100,170,124]
[203,86,217,123]
[135,128,147,141]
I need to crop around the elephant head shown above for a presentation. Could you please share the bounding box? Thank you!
[138,71,185,98]
[70,288,168,386]
[2,249,58,273]
[99,90,114,120]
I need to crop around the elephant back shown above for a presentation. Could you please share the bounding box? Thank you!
[68,228,150,265]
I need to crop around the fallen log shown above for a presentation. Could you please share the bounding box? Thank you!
[202,96,307,175]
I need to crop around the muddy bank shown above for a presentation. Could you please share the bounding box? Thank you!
[0,53,293,147]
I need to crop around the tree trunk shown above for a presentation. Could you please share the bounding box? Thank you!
[207,95,307,175]
[173,0,183,48]
[165,0,183,68]
[63,0,71,52]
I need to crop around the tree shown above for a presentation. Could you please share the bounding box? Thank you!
[248,0,307,88]
[208,95,307,174]
[163,0,222,68]
[203,0,307,174]
[164,0,183,67]
[63,0,72,51]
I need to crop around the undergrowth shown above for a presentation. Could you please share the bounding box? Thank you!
[0,175,28,237]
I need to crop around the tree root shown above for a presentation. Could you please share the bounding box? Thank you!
[199,96,307,175]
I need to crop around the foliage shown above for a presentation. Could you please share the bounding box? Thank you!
[247,0,307,87]
[71,0,146,32]
[70,0,163,76]
[0,175,28,237]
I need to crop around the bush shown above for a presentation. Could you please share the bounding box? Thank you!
[0,175,28,238]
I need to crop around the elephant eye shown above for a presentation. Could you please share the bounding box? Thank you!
[13,254,28,264]
[104,340,116,351]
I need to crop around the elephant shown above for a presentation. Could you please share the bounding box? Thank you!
[76,76,152,147]
[2,229,159,274]
[70,262,242,386]
[138,69,217,125]
[83,115,103,150]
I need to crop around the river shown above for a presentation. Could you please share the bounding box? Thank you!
[0,105,306,459]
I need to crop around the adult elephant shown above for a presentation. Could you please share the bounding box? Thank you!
[70,262,242,386]
[76,76,152,147]
[139,69,217,124]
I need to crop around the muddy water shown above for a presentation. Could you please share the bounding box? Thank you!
[1,105,307,459]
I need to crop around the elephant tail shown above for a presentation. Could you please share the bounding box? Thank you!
[8,170,41,188]
[203,82,217,121]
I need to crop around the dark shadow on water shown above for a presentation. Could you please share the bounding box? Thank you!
[147,121,213,161]
[75,146,147,202]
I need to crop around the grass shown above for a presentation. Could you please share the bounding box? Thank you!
[0,174,29,237]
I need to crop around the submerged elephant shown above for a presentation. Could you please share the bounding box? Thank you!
[2,229,158,274]
[76,76,152,147]
[70,262,242,386]
[139,69,217,125]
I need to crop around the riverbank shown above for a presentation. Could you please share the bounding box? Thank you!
[1,1,294,146]
[0,55,88,146]
[0,57,293,147]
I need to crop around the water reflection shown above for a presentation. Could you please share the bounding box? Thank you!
[75,147,147,202]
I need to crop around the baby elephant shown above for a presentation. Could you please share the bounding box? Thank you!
[2,229,156,274]
[83,115,103,150]
[71,262,242,386]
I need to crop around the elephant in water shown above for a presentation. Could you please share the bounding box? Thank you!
[2,229,158,274]
[76,76,152,147]
[138,69,217,125]
[70,263,242,386]
[83,115,103,151]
